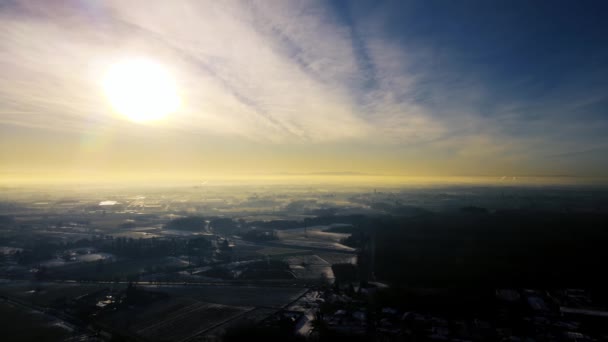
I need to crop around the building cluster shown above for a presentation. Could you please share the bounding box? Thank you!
[262,287,608,341]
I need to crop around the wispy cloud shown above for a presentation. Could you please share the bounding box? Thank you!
[1,0,607,177]
[0,0,446,144]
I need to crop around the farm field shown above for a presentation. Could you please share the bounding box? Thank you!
[0,281,304,340]
[285,254,334,280]
[315,252,357,265]
[154,284,306,308]
[46,256,188,281]
[255,246,311,257]
[195,307,278,340]
[100,297,252,341]
[0,281,116,307]
[275,226,355,252]
[0,301,74,342]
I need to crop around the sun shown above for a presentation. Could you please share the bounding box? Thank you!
[102,58,180,122]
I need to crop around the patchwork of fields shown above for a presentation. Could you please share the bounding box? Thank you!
[0,280,308,340]
[100,297,253,341]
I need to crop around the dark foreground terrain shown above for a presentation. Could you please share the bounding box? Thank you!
[1,185,608,341]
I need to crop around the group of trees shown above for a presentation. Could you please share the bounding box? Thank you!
[108,236,182,258]
[107,236,216,265]
[164,216,207,231]
[347,210,608,287]
[13,243,56,265]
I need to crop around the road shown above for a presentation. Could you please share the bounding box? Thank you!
[232,236,356,254]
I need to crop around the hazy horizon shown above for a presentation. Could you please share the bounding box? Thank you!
[2,173,608,188]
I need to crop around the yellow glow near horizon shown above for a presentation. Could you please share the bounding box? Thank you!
[102,58,180,122]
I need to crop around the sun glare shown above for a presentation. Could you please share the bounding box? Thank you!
[102,58,180,122]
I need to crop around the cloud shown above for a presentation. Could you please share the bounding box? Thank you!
[0,0,446,144]
[1,0,607,177]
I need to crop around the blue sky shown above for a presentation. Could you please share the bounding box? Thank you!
[0,0,607,181]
